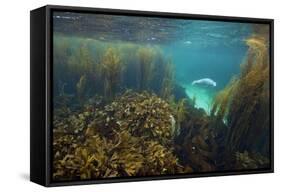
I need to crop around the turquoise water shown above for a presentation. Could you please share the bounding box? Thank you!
[53,12,253,112]
[161,21,251,111]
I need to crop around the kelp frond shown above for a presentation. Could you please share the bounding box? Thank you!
[211,77,238,122]
[76,74,87,104]
[137,47,156,90]
[99,47,124,100]
[211,34,270,154]
[160,59,175,100]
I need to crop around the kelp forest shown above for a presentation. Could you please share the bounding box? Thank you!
[52,12,271,181]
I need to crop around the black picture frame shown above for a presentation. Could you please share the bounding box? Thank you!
[30,5,274,187]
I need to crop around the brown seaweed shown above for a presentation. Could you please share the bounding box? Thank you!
[99,47,124,100]
[211,34,270,157]
[53,91,183,180]
[160,59,175,100]
[136,47,156,90]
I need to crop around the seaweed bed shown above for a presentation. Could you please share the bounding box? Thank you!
[52,30,270,181]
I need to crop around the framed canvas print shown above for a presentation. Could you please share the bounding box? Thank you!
[30,5,274,187]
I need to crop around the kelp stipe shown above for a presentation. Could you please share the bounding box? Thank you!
[76,74,87,104]
[68,42,95,83]
[160,59,175,100]
[99,47,124,100]
[210,77,238,122]
[171,98,188,138]
[136,47,156,91]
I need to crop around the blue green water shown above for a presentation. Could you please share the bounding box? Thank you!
[166,36,249,88]
[162,21,251,111]
[53,12,254,112]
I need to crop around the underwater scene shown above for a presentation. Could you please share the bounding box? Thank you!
[52,11,271,181]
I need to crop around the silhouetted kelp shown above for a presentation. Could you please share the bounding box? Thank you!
[53,35,183,104]
[99,47,123,100]
[76,74,87,104]
[160,59,175,100]
[136,47,156,90]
